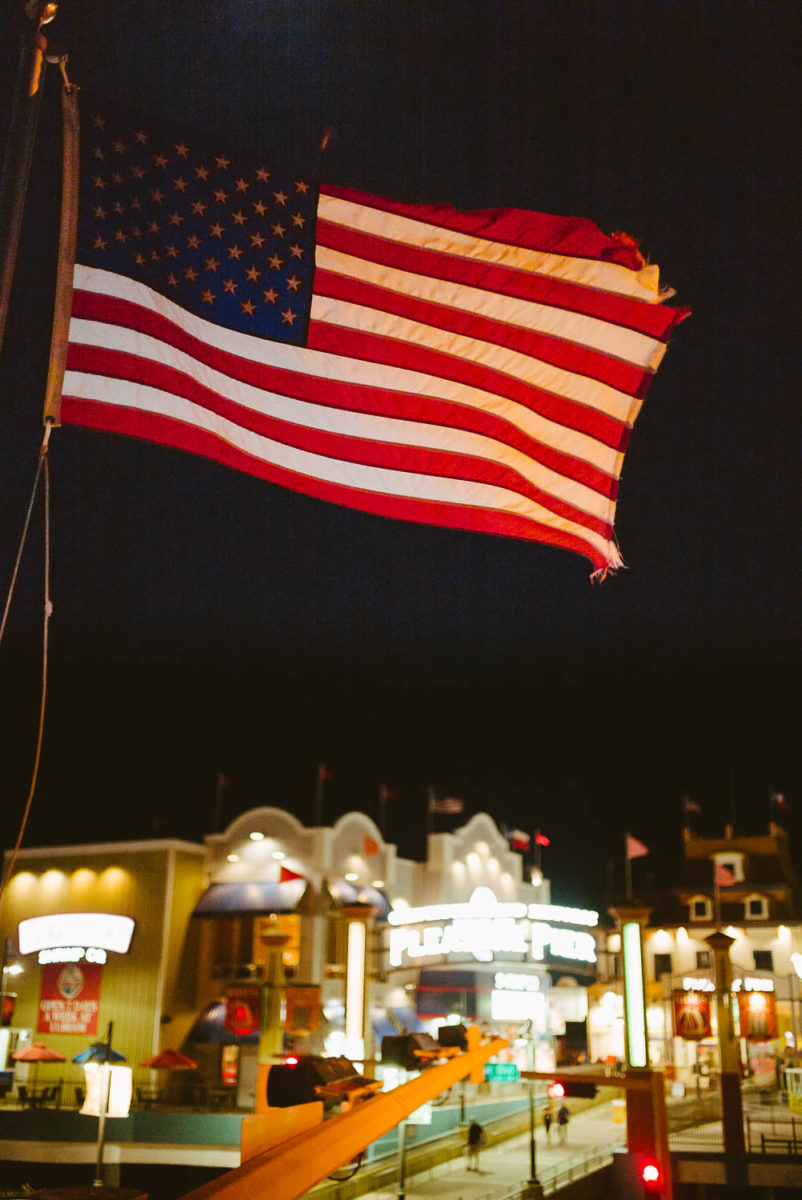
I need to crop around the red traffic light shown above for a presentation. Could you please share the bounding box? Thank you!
[548,1082,565,1098]
[641,1161,661,1194]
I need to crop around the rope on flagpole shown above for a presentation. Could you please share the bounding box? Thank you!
[0,423,53,905]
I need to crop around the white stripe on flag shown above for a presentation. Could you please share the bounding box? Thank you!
[317,192,663,302]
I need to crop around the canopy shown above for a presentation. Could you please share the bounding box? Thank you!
[193,878,306,917]
[328,879,391,919]
[72,1042,127,1064]
[140,1048,197,1070]
[12,1043,66,1063]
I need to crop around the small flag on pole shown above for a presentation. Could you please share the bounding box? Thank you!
[772,792,791,811]
[534,831,551,847]
[714,863,735,887]
[626,834,649,860]
[683,795,702,815]
[279,866,305,884]
[507,829,531,851]
[362,836,381,857]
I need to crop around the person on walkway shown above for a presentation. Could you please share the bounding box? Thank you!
[543,1103,554,1142]
[466,1118,486,1170]
[557,1102,570,1143]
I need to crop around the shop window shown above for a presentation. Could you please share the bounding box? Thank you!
[654,953,673,980]
[690,897,712,921]
[254,913,300,969]
[696,951,712,969]
[753,949,773,972]
[745,895,768,920]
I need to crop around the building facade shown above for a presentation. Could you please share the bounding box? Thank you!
[2,810,600,1106]
[588,823,802,1088]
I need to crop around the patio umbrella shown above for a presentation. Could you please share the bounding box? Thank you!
[72,1042,127,1064]
[11,1042,66,1088]
[140,1048,198,1070]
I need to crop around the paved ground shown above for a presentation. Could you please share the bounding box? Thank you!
[359,1102,626,1199]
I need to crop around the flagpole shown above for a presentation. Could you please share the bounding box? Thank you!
[314,764,326,827]
[378,784,387,838]
[0,1,54,362]
[624,832,632,901]
[713,860,722,926]
[534,829,542,877]
[426,785,435,838]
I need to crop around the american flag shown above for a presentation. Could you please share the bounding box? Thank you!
[54,94,689,575]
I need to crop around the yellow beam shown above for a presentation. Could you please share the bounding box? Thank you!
[179,1037,507,1200]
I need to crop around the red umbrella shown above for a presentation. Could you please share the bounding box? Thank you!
[12,1042,66,1088]
[140,1048,198,1070]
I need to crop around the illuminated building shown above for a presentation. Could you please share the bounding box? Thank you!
[588,822,802,1087]
[1,810,600,1106]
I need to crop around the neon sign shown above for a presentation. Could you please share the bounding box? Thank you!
[387,888,597,967]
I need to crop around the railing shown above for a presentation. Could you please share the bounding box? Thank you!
[745,1106,802,1155]
[466,1144,620,1200]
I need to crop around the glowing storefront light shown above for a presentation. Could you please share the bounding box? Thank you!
[19,913,134,956]
[622,921,648,1069]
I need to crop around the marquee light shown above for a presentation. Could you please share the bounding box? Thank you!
[388,887,598,928]
[19,913,135,956]
[387,889,597,967]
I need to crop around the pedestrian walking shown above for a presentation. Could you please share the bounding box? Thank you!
[466,1118,486,1170]
[557,1102,570,1143]
[543,1104,554,1142]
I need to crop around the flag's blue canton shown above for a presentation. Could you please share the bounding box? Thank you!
[78,102,318,346]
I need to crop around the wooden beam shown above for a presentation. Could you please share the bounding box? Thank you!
[179,1037,507,1200]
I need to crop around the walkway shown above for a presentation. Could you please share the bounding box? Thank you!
[356,1102,626,1199]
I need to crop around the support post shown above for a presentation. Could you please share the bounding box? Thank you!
[396,1120,408,1200]
[526,1082,544,1199]
[706,929,745,1155]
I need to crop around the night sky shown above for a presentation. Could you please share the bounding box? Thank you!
[0,1,799,910]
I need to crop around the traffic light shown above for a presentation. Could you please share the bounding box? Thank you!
[266,1055,378,1110]
[561,1081,597,1099]
[641,1160,662,1196]
[437,1023,467,1050]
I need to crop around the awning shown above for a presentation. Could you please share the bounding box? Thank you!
[193,878,307,917]
[328,880,391,919]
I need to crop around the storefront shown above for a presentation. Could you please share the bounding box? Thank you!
[382,814,599,1072]
[0,840,207,1087]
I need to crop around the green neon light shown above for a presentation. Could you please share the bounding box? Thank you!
[622,921,648,1068]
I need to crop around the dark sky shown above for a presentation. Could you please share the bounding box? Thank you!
[0,1,799,909]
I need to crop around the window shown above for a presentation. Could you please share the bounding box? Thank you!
[654,953,673,980]
[753,949,773,971]
[746,895,768,920]
[696,950,712,969]
[691,897,712,921]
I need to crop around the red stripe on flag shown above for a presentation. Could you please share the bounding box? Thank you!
[307,321,632,451]
[70,290,620,496]
[317,217,686,344]
[321,184,649,271]
[313,267,651,397]
[59,397,609,568]
[67,343,614,540]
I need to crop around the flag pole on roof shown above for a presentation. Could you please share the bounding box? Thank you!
[42,89,688,579]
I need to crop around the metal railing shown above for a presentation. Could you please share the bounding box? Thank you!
[465,1144,620,1200]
